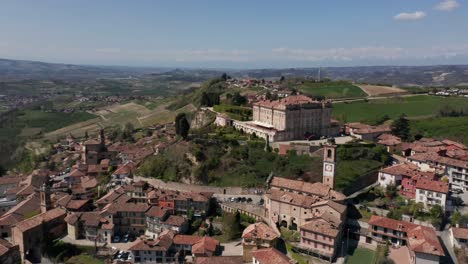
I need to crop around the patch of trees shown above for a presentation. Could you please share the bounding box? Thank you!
[222,212,242,240]
[391,114,410,141]
[337,143,392,165]
[230,92,247,106]
[107,122,135,142]
[137,155,180,182]
[265,91,278,101]
[175,113,190,139]
[439,105,468,117]
[373,114,390,126]
[200,92,220,107]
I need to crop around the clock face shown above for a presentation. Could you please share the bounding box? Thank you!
[325,164,333,172]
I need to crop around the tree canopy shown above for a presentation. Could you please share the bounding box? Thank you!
[391,114,410,141]
[175,113,190,139]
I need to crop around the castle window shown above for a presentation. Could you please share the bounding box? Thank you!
[327,149,332,158]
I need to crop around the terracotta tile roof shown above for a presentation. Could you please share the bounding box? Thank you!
[0,176,22,186]
[0,193,40,226]
[81,176,98,189]
[380,163,435,180]
[87,164,106,174]
[415,179,449,194]
[15,208,66,232]
[0,238,17,256]
[129,230,175,251]
[369,216,444,257]
[95,186,125,205]
[267,189,323,208]
[369,215,418,232]
[251,248,294,264]
[300,217,340,237]
[56,195,90,210]
[242,222,278,241]
[311,200,347,214]
[69,169,86,178]
[195,256,243,264]
[173,234,201,245]
[270,177,346,201]
[442,140,466,150]
[191,236,220,256]
[145,206,169,218]
[377,134,402,146]
[162,215,187,227]
[409,152,468,169]
[113,162,135,175]
[64,213,80,225]
[407,226,444,256]
[452,227,468,240]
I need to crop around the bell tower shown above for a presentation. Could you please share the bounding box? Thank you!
[322,137,337,189]
[40,182,52,213]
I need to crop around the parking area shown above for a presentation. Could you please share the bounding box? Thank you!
[214,194,264,205]
[389,246,411,264]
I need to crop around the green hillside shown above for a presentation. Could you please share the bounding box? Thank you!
[332,95,468,123]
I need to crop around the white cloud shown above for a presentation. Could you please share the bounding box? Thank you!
[434,0,460,11]
[394,11,426,21]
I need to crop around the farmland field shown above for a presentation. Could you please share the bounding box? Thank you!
[357,84,406,96]
[298,81,367,99]
[44,101,196,140]
[332,95,468,123]
[410,116,468,145]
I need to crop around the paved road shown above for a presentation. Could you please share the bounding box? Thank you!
[332,93,428,104]
[439,228,457,264]
[134,176,258,195]
[214,194,263,204]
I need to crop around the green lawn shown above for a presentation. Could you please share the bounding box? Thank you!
[410,116,468,145]
[346,247,376,264]
[299,81,367,99]
[213,104,252,121]
[333,95,468,123]
[66,255,104,264]
[335,160,383,192]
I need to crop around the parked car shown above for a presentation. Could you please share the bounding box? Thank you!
[122,234,130,243]
[115,250,124,259]
[112,235,121,243]
[451,183,464,193]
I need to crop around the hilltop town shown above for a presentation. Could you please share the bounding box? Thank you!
[1,74,468,264]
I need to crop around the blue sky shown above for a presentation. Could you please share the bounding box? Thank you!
[0,0,467,68]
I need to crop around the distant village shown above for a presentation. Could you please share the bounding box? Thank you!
[1,85,468,264]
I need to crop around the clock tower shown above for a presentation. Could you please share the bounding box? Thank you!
[322,138,337,189]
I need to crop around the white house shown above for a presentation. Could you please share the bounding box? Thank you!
[450,227,468,249]
[414,179,449,211]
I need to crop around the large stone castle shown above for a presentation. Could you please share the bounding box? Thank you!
[232,95,339,142]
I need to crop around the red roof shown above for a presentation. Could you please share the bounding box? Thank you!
[415,179,449,193]
[251,248,293,264]
[452,227,468,240]
[369,216,444,256]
